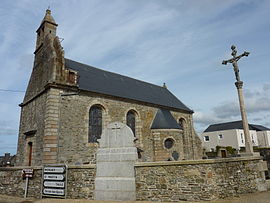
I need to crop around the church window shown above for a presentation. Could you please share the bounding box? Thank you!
[172,151,179,160]
[126,110,136,136]
[89,105,102,143]
[178,118,184,130]
[164,138,174,149]
[68,71,75,83]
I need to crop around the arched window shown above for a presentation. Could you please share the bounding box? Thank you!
[89,105,103,143]
[126,110,136,136]
[179,118,185,130]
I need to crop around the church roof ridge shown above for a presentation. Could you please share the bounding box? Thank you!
[65,58,193,113]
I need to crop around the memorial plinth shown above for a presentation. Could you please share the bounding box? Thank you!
[94,122,137,201]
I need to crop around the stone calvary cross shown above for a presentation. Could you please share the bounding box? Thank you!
[222,45,249,82]
[222,45,254,156]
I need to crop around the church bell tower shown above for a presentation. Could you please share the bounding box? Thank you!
[35,9,58,52]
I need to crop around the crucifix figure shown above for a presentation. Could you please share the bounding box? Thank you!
[222,45,254,156]
[222,45,249,82]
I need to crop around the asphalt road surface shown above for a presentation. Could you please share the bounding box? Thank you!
[0,190,270,203]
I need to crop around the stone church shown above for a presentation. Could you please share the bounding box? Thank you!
[16,9,202,166]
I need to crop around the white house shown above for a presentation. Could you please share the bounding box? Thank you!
[201,121,270,152]
[255,125,270,148]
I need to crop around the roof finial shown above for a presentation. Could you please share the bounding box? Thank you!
[46,6,51,14]
[163,83,167,88]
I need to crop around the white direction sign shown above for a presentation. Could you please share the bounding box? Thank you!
[44,174,64,181]
[44,181,65,188]
[43,188,65,196]
[42,164,67,198]
[44,167,65,173]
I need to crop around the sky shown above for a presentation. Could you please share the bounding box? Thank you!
[0,0,270,155]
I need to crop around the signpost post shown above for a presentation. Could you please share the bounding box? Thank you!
[22,168,34,198]
[42,165,67,198]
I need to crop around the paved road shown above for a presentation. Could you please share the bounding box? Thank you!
[1,190,270,203]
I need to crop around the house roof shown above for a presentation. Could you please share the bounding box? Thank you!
[65,58,193,113]
[251,124,270,131]
[151,108,181,129]
[204,120,270,132]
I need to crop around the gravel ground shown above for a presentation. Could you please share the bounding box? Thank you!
[0,190,270,203]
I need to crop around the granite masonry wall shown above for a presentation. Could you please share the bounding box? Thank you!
[57,91,202,165]
[135,157,267,202]
[0,165,95,199]
[0,157,267,201]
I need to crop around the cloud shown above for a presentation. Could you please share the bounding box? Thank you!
[194,83,270,133]
[263,83,270,92]
[193,111,223,126]
[213,102,239,119]
[0,120,18,136]
[1,0,270,154]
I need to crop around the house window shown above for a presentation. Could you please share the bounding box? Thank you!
[241,133,244,143]
[204,136,210,142]
[126,110,136,136]
[89,105,102,143]
[218,134,223,139]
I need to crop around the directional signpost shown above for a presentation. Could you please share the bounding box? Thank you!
[22,168,34,198]
[42,165,67,198]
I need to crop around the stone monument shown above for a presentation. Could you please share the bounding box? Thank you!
[94,122,137,201]
[222,45,254,155]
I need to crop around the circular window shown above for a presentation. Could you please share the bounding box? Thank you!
[164,138,174,149]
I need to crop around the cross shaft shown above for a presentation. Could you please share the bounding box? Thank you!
[222,45,254,156]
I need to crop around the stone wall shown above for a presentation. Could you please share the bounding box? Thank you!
[135,156,267,202]
[17,86,202,166]
[66,165,95,199]
[58,91,201,165]
[151,129,184,161]
[0,166,42,198]
[1,157,265,201]
[0,165,95,199]
[16,93,47,166]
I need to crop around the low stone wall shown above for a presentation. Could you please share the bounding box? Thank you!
[0,157,267,201]
[66,165,95,199]
[135,156,267,202]
[0,165,95,199]
[0,166,42,198]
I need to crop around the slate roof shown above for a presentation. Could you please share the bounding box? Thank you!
[204,120,270,132]
[65,58,193,113]
[251,124,270,131]
[151,109,181,129]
